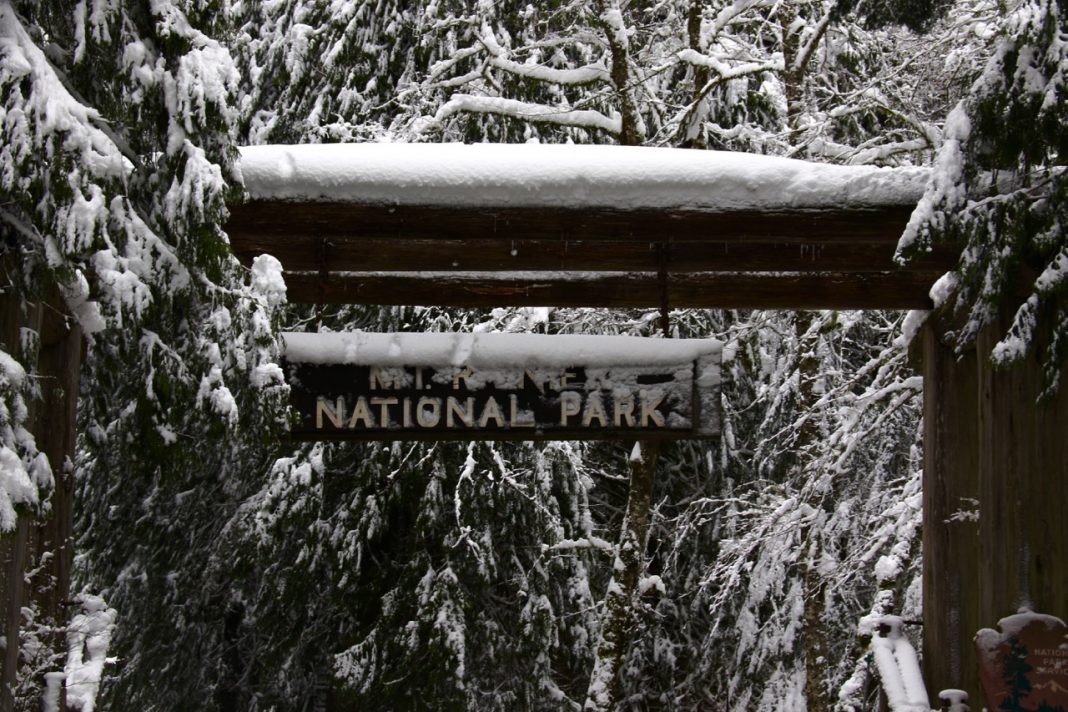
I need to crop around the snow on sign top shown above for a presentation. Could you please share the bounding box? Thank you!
[237,143,928,211]
[284,331,723,373]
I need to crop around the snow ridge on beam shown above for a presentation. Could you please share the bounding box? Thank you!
[235,143,928,211]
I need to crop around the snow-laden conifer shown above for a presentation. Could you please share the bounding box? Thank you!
[899,0,1068,397]
[1,0,287,705]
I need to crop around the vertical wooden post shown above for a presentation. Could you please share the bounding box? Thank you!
[1,519,29,712]
[975,314,1068,625]
[923,307,1068,707]
[921,320,981,705]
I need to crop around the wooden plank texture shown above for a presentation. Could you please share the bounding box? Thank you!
[226,202,954,275]
[225,200,953,308]
[976,312,1068,628]
[921,321,981,706]
[228,234,957,274]
[280,271,940,309]
[923,301,1068,710]
[227,202,916,244]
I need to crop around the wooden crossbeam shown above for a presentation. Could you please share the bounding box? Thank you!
[281,271,940,309]
[225,200,952,309]
[228,202,917,244]
[229,234,956,274]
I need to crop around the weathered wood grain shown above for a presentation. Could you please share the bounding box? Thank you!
[923,301,1068,711]
[976,312,1068,627]
[227,202,917,244]
[228,234,957,274]
[922,321,981,706]
[226,201,956,276]
[279,270,940,309]
[225,200,953,308]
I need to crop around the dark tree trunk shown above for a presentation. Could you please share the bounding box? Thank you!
[0,277,81,711]
[683,0,710,148]
[583,441,660,711]
[27,288,82,711]
[779,1,803,132]
[596,1,644,146]
[795,312,829,712]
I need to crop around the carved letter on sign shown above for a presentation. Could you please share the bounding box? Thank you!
[282,332,721,441]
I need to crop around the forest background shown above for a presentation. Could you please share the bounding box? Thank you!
[0,0,1065,710]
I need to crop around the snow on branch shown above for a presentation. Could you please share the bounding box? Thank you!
[444,24,612,88]
[676,48,784,80]
[0,350,50,532]
[416,94,622,135]
[428,45,485,82]
[792,6,834,72]
[487,54,610,85]
[807,136,933,166]
[543,536,615,555]
[708,0,769,39]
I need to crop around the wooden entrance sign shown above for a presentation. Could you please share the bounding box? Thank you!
[283,332,721,440]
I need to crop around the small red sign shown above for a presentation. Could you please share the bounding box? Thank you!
[976,610,1068,712]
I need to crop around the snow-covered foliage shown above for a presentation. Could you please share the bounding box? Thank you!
[71,1,986,709]
[611,310,925,709]
[1,0,284,518]
[0,346,48,530]
[1,0,287,705]
[64,594,117,712]
[234,0,956,161]
[899,0,1068,397]
[436,0,955,160]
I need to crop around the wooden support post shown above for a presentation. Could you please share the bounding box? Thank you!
[921,321,981,706]
[923,308,1068,707]
[1,517,29,712]
[583,441,660,712]
[975,314,1068,625]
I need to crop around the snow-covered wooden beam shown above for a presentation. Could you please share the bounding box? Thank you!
[227,144,949,308]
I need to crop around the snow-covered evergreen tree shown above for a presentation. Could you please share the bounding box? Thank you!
[1,1,286,706]
[899,0,1068,397]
